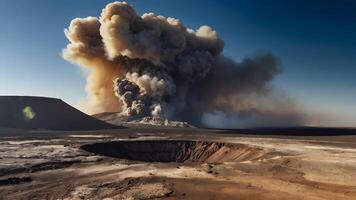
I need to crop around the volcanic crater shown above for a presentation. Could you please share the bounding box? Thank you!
[80,140,267,163]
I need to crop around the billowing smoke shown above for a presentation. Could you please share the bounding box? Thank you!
[63,1,306,127]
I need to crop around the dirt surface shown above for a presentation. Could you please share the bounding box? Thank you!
[0,127,356,199]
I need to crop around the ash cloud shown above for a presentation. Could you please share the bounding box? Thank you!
[63,1,306,127]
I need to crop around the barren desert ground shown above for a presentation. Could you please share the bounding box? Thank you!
[0,127,356,200]
[2,0,356,199]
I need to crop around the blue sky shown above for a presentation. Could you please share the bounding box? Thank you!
[1,0,355,126]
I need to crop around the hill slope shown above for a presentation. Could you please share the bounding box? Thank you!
[0,96,118,130]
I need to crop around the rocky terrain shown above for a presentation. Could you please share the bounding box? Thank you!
[1,96,355,199]
[93,112,193,128]
[0,127,356,200]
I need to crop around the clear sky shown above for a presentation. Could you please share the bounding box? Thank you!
[1,0,355,126]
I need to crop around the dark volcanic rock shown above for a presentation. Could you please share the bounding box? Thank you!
[0,176,32,185]
[0,96,119,130]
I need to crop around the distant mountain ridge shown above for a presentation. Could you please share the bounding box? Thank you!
[92,112,194,128]
[0,96,118,130]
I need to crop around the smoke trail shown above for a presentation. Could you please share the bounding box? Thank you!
[63,1,306,127]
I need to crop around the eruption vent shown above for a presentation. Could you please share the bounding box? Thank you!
[63,1,305,127]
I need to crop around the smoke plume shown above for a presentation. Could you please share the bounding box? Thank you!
[63,1,306,127]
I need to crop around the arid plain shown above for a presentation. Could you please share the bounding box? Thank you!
[1,127,356,200]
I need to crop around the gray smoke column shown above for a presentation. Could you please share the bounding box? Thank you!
[63,1,306,127]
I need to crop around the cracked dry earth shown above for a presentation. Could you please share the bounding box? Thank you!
[0,130,356,200]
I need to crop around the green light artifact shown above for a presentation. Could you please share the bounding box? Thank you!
[23,106,36,120]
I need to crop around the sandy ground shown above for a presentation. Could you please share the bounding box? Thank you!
[0,127,356,200]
